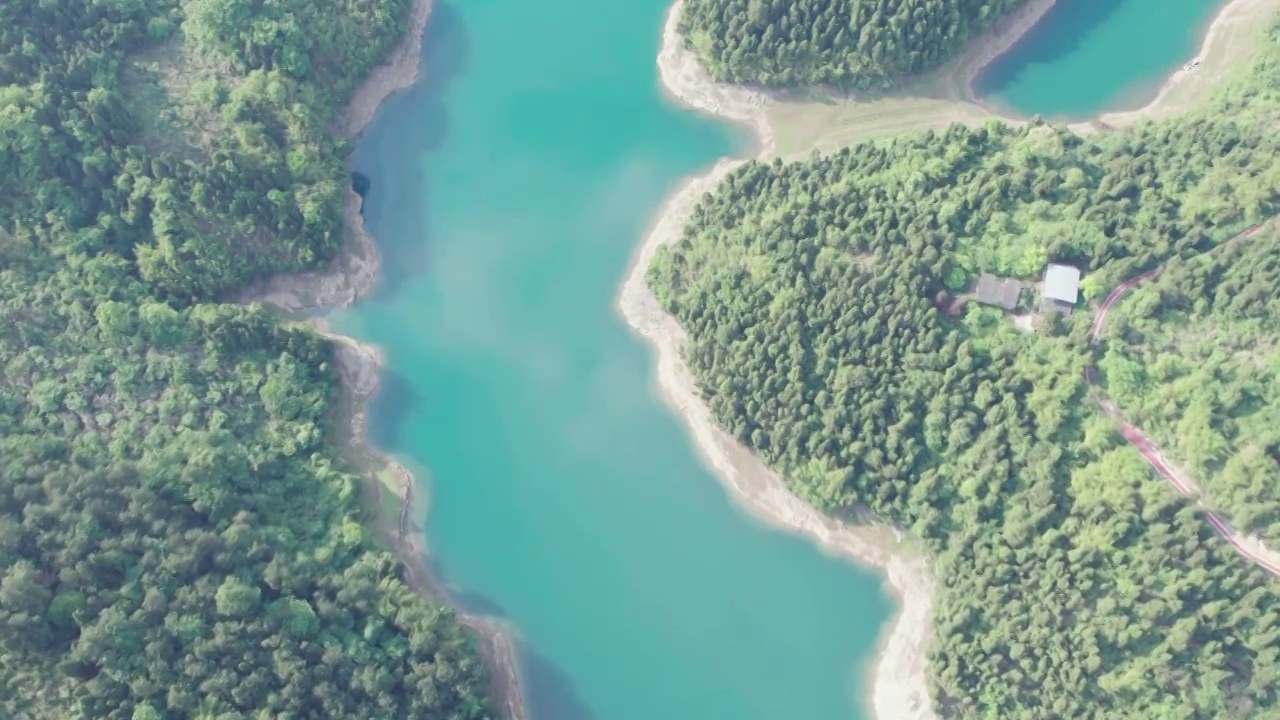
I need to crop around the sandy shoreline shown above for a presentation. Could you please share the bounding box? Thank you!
[623,0,1274,719]
[241,0,526,716]
[1089,0,1278,128]
[960,0,1276,130]
[621,4,940,720]
[239,0,1274,716]
[771,0,1273,154]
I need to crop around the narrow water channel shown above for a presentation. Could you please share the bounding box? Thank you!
[974,0,1227,119]
[330,1,892,718]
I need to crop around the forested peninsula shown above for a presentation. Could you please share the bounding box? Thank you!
[0,0,496,717]
[679,0,1029,88]
[650,13,1280,720]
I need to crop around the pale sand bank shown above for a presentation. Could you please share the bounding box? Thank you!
[768,0,1058,155]
[241,0,526,715]
[770,0,1278,154]
[621,5,940,720]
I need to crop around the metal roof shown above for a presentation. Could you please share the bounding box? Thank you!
[1043,264,1081,304]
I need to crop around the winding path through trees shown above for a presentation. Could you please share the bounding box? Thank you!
[1084,223,1280,578]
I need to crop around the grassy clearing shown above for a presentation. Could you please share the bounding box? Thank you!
[120,38,233,158]
[765,31,1003,157]
[769,96,993,157]
[371,466,403,529]
[762,0,1050,155]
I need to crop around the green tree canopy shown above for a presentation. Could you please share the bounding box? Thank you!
[649,15,1280,717]
[680,0,1028,88]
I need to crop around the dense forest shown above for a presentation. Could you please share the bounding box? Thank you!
[678,0,1028,88]
[0,0,494,717]
[1101,226,1280,544]
[650,16,1280,719]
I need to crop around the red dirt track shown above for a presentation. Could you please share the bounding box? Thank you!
[1085,224,1279,578]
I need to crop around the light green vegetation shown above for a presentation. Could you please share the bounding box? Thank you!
[1101,224,1280,542]
[767,95,993,156]
[0,0,494,716]
[679,0,1028,88]
[649,14,1280,719]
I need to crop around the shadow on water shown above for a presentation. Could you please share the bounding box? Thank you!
[419,555,594,720]
[973,0,1130,98]
[421,554,512,620]
[517,647,597,720]
[351,2,471,303]
[366,368,425,451]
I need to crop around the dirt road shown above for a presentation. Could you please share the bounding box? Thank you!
[1085,224,1280,578]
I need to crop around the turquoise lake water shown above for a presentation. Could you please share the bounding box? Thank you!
[330,0,1238,717]
[331,2,892,718]
[974,0,1227,119]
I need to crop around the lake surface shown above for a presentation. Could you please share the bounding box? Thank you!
[974,0,1228,119]
[330,1,893,718]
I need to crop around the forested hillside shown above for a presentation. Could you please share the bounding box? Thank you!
[650,16,1280,719]
[1101,226,1280,544]
[678,0,1027,88]
[0,0,494,717]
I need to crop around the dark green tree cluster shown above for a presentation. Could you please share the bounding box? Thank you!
[180,0,409,95]
[1,0,410,304]
[0,0,495,717]
[0,281,492,719]
[1101,225,1280,542]
[678,0,1027,88]
[649,17,1280,719]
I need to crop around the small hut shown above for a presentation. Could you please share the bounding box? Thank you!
[973,273,1021,310]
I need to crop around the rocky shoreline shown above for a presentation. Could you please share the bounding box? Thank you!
[620,5,941,720]
[623,1,1274,719]
[241,0,527,716]
[322,330,526,720]
[240,0,1273,717]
